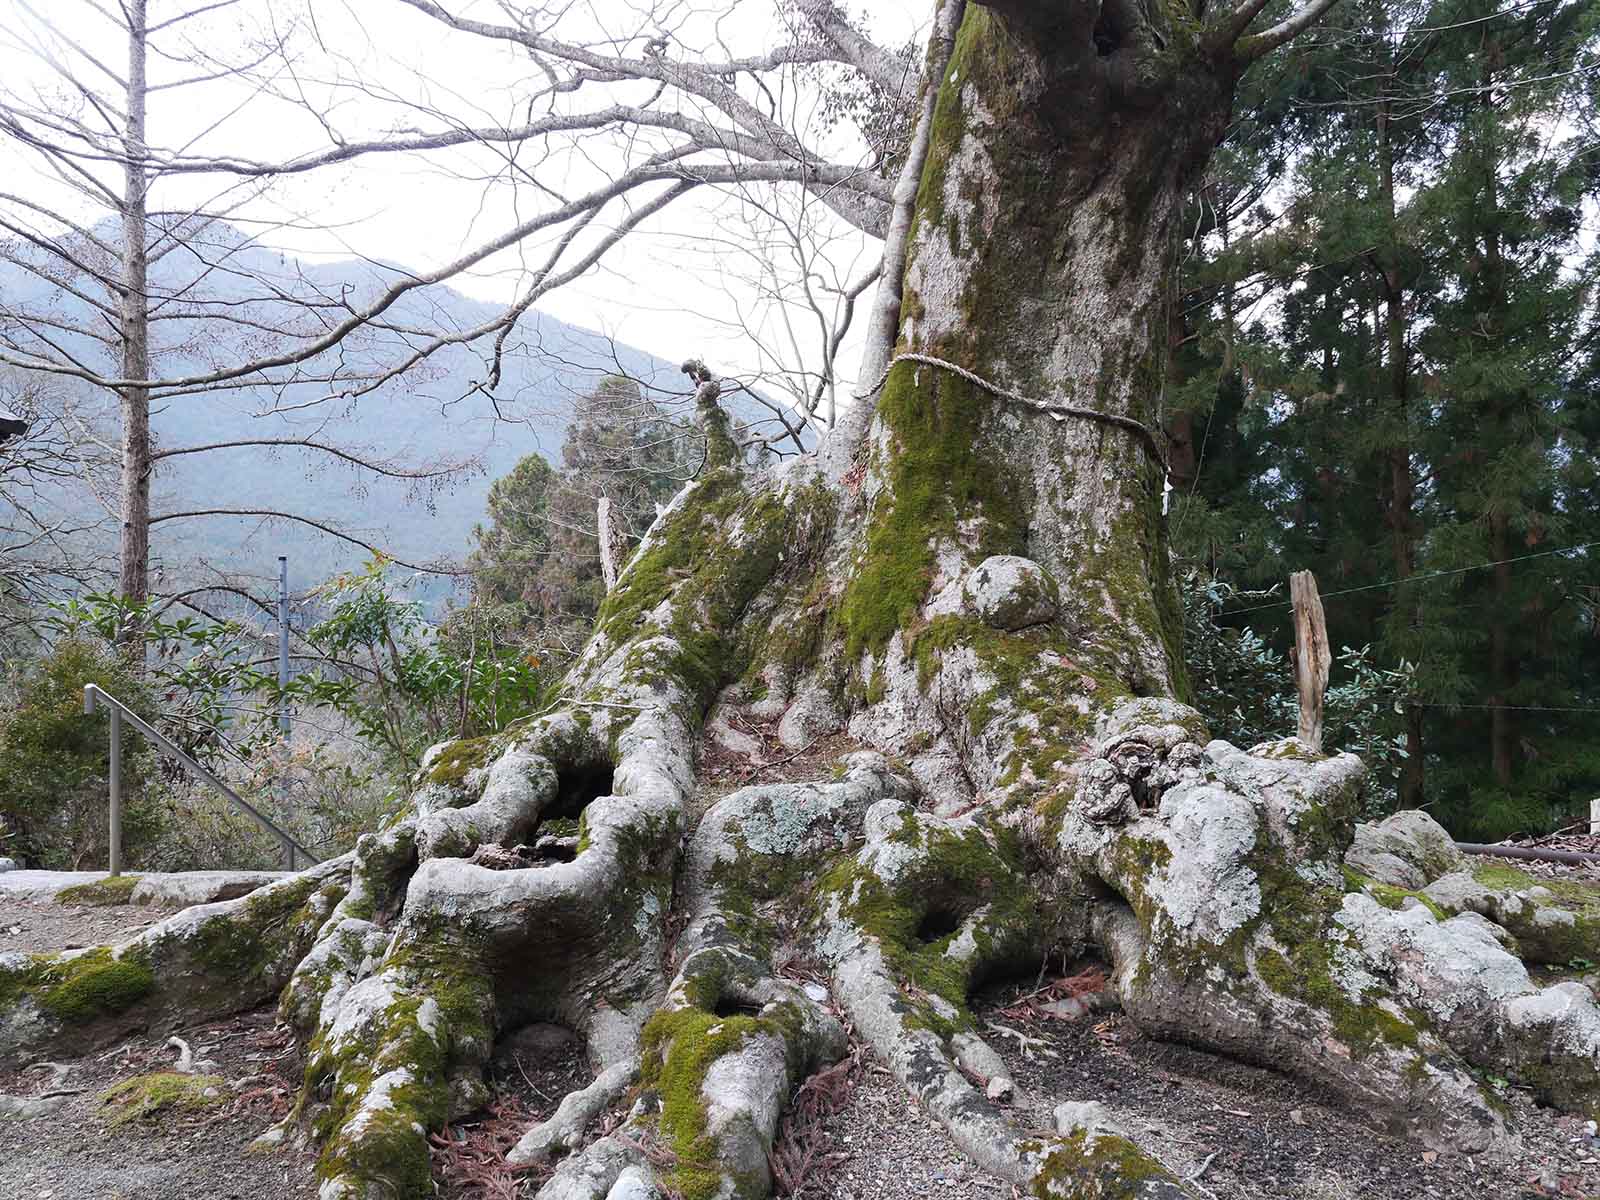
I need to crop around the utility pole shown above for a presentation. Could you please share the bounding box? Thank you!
[278,555,292,815]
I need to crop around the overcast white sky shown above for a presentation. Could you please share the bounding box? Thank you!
[0,0,934,400]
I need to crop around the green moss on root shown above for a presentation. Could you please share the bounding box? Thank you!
[304,933,495,1200]
[183,871,328,984]
[55,875,141,907]
[1341,869,1449,922]
[1254,941,1421,1057]
[1028,1131,1180,1198]
[639,1002,806,1200]
[818,814,1039,1029]
[1463,862,1600,964]
[425,737,497,788]
[6,947,157,1024]
[590,470,831,715]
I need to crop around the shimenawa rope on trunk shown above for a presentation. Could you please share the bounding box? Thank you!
[854,351,1169,470]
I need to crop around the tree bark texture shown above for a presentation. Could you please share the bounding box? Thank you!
[6,6,1600,1200]
[117,0,153,616]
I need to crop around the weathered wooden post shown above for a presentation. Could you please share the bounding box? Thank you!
[1290,570,1332,754]
[598,496,629,593]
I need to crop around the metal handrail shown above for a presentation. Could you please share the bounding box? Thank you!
[84,683,316,874]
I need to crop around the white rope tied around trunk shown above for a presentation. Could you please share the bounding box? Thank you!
[854,351,1169,471]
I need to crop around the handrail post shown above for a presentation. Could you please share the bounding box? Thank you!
[108,707,123,877]
[85,684,123,877]
[82,682,316,872]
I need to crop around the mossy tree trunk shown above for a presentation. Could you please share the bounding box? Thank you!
[8,4,1600,1199]
[829,3,1238,798]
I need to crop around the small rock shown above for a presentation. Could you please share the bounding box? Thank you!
[963,555,1059,631]
[249,1123,289,1150]
[1041,997,1091,1021]
[1055,1100,1126,1138]
[0,1094,70,1121]
[607,1166,659,1200]
[0,857,16,873]
[802,982,828,1002]
[985,1075,1014,1102]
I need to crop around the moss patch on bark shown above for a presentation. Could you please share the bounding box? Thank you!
[638,1001,806,1200]
[0,947,156,1025]
[819,811,1042,1034]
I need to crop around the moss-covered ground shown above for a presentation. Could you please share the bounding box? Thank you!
[100,1071,227,1126]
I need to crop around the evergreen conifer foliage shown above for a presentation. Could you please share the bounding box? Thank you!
[1171,0,1600,836]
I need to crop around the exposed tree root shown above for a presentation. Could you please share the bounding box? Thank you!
[13,561,1600,1200]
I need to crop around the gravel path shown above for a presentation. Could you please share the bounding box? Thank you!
[793,971,1600,1200]
[0,1007,317,1200]
[1,894,166,954]
[6,886,1599,1199]
[823,1063,1010,1200]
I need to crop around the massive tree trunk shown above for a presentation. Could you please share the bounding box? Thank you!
[7,5,1600,1199]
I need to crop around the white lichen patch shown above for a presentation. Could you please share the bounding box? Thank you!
[1154,783,1262,940]
[1337,893,1531,1021]
[414,997,442,1046]
[325,974,404,1055]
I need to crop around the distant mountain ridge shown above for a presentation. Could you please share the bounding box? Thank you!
[0,223,785,605]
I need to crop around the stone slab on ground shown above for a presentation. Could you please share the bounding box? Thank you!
[0,870,286,905]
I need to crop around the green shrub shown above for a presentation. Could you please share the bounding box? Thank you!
[0,638,164,869]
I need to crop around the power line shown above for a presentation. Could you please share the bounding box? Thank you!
[1378,697,1600,715]
[1217,539,1600,616]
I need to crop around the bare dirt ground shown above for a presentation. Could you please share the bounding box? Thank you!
[0,1004,317,1200]
[1,894,165,955]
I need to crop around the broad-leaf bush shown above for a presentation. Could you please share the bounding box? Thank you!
[0,638,164,868]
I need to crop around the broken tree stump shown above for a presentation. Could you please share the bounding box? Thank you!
[1291,569,1332,754]
[597,496,629,592]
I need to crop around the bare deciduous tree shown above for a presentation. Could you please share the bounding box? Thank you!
[0,370,115,639]
[0,0,481,619]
